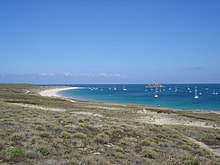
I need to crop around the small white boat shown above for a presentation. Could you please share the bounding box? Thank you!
[114,85,117,91]
[215,90,219,95]
[154,88,159,98]
[123,85,127,91]
[213,89,216,95]
[174,87,177,92]
[194,87,199,99]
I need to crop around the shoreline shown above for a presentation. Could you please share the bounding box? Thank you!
[38,86,220,114]
[39,86,79,98]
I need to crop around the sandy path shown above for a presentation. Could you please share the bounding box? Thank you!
[23,89,30,94]
[10,103,66,112]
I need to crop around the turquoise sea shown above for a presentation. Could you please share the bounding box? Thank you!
[59,84,220,111]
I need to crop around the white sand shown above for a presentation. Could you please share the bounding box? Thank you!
[39,87,79,98]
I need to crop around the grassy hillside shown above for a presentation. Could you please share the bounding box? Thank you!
[0,84,220,164]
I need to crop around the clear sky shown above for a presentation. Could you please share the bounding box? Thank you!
[0,0,220,84]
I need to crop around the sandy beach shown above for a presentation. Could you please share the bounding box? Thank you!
[39,86,78,98]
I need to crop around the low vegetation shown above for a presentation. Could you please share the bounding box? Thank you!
[0,84,220,164]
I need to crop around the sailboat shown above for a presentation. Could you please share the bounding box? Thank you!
[174,87,177,92]
[123,85,127,91]
[194,87,199,99]
[154,88,159,98]
[114,85,117,91]
[213,89,218,95]
[145,88,148,92]
[213,89,216,95]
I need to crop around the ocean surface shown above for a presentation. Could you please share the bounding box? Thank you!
[59,84,220,111]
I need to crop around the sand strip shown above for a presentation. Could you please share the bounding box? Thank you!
[39,87,79,98]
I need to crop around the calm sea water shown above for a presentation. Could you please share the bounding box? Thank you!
[59,84,220,111]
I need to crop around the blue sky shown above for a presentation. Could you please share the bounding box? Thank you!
[0,0,220,84]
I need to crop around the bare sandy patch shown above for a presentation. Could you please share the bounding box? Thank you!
[74,111,103,117]
[137,109,220,129]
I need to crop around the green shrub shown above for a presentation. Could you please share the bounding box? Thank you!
[141,147,158,159]
[26,151,40,159]
[67,162,79,165]
[66,158,79,165]
[112,146,124,153]
[111,146,125,158]
[37,146,53,156]
[61,131,71,139]
[77,122,88,128]
[194,148,212,157]
[39,132,51,138]
[11,132,26,141]
[201,148,212,156]
[105,128,123,136]
[73,132,86,138]
[80,155,111,165]
[77,122,96,132]
[179,144,194,151]
[52,126,63,132]
[141,138,156,146]
[111,151,125,158]
[46,123,63,132]
[184,157,200,165]
[155,133,166,139]
[95,133,110,144]
[1,148,25,157]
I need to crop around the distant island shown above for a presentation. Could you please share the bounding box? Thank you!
[146,84,165,88]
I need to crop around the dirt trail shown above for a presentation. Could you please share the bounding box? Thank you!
[10,103,66,112]
[188,137,220,156]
